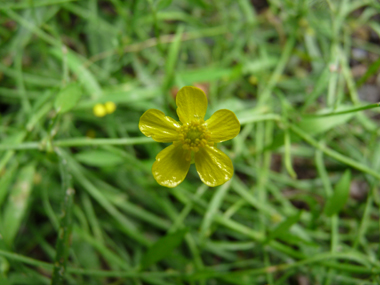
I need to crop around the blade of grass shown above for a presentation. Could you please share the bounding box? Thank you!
[50,48,103,99]
[51,149,75,285]
[355,56,380,88]
[258,35,296,105]
[1,164,35,245]
[289,123,380,180]
[65,153,151,247]
[199,181,231,240]
[0,0,77,10]
[0,137,153,151]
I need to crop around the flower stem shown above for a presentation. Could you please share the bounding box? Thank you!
[289,123,380,180]
[51,148,75,285]
[302,103,380,117]
[0,137,153,151]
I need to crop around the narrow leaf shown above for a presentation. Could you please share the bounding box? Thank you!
[356,55,380,88]
[324,170,351,217]
[0,162,17,208]
[75,150,124,167]
[140,228,188,269]
[51,48,102,99]
[2,164,35,245]
[267,211,302,242]
[297,112,354,135]
[163,25,183,88]
[156,0,172,10]
[54,83,83,113]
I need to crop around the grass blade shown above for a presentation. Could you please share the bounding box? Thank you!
[140,228,188,270]
[51,149,75,285]
[1,164,35,245]
[324,170,351,217]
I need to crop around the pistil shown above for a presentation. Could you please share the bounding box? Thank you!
[176,119,212,155]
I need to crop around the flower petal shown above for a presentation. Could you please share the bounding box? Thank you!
[195,145,234,187]
[205,109,240,143]
[176,86,208,124]
[139,109,181,142]
[152,144,191,188]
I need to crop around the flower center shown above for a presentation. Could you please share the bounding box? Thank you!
[187,129,202,141]
[177,119,212,152]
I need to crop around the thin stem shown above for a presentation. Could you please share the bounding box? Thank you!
[51,148,75,285]
[147,0,163,54]
[0,0,76,9]
[0,137,154,151]
[289,123,380,180]
[53,137,153,147]
[239,114,281,125]
[0,249,378,279]
[258,35,296,105]
[302,103,380,117]
[87,26,227,66]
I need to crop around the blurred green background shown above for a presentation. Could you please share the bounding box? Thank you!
[1,0,380,284]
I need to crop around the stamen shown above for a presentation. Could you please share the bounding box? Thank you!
[177,119,211,152]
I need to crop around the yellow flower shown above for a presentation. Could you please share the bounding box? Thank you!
[93,101,117,117]
[104,101,117,114]
[93,103,107,117]
[139,86,240,188]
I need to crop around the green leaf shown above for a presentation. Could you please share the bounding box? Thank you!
[178,67,234,85]
[324,170,351,217]
[54,83,83,113]
[276,232,318,247]
[2,164,35,245]
[75,150,124,167]
[51,48,102,99]
[76,87,159,109]
[156,0,172,10]
[297,109,354,135]
[0,162,17,208]
[303,66,330,108]
[140,228,188,269]
[163,25,184,89]
[267,211,302,242]
[355,53,380,88]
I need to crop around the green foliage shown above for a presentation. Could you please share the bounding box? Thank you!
[140,228,188,270]
[297,108,355,135]
[324,170,352,217]
[75,150,124,167]
[1,164,35,246]
[156,0,172,10]
[0,0,379,284]
[54,83,83,113]
[266,211,303,243]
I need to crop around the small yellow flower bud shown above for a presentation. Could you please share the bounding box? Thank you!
[104,101,116,114]
[86,129,96,138]
[93,104,107,117]
[249,75,258,85]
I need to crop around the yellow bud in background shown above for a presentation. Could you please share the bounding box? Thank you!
[104,101,116,114]
[93,103,107,117]
[248,75,258,85]
[86,129,96,138]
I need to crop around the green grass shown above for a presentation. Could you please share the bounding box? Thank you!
[1,0,380,284]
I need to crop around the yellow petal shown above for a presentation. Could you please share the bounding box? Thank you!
[205,109,240,142]
[194,145,234,187]
[139,109,181,142]
[176,86,208,124]
[152,144,191,188]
